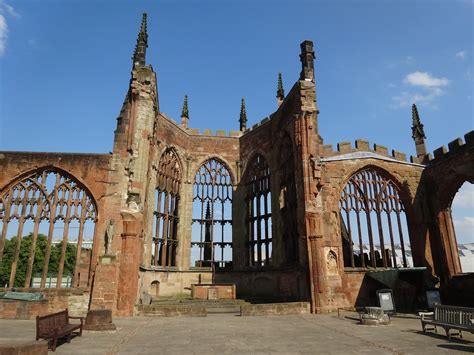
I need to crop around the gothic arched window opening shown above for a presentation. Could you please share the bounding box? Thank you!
[280,135,298,264]
[246,154,272,267]
[191,159,233,269]
[152,148,182,267]
[339,168,411,269]
[0,169,97,288]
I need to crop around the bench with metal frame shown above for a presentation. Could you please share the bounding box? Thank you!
[36,309,84,351]
[419,304,474,340]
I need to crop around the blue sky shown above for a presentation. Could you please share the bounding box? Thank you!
[0,0,472,243]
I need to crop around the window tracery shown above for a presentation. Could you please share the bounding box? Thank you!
[191,159,233,268]
[339,168,411,268]
[0,169,96,288]
[246,154,272,267]
[152,148,182,267]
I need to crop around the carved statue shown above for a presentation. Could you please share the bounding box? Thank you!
[104,219,115,255]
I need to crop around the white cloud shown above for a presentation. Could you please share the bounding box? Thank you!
[453,216,474,244]
[0,1,19,57]
[3,3,19,18]
[391,88,443,109]
[391,71,450,109]
[456,51,467,60]
[452,183,474,209]
[404,71,449,88]
[0,14,6,57]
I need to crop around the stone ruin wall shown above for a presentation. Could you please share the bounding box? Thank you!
[1,16,472,317]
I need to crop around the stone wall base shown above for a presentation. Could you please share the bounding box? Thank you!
[240,302,310,316]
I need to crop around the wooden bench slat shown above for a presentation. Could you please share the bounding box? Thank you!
[36,309,83,352]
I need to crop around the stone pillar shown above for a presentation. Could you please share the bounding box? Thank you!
[116,214,143,316]
[89,255,120,313]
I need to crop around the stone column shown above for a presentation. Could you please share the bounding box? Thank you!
[116,214,143,316]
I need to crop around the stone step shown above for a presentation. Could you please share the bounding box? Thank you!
[205,305,241,314]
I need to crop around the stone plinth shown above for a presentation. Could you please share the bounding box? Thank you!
[83,309,117,331]
[191,284,236,300]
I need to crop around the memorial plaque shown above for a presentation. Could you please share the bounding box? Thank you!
[208,288,218,300]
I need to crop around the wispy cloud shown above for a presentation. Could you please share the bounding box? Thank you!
[392,71,450,109]
[401,56,414,65]
[3,2,19,18]
[455,50,467,60]
[0,14,6,57]
[0,1,19,57]
[403,71,449,88]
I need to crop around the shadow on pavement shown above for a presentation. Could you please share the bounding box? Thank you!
[437,343,474,352]
[401,329,473,345]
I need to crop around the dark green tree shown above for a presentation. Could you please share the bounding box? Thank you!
[0,234,77,288]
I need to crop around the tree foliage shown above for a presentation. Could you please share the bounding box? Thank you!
[0,234,77,288]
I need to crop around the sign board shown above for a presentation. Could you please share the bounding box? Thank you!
[426,290,441,309]
[376,289,395,313]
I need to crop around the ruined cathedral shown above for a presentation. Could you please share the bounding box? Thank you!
[0,14,472,318]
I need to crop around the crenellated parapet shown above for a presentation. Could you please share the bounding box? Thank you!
[425,130,474,165]
[160,112,242,138]
[320,139,410,163]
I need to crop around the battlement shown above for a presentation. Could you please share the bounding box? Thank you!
[425,130,474,164]
[242,115,274,135]
[160,112,242,138]
[187,128,242,138]
[321,139,409,163]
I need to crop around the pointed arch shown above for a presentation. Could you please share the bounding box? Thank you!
[339,167,411,269]
[279,134,299,264]
[244,154,272,267]
[0,167,97,289]
[152,148,183,267]
[191,158,233,268]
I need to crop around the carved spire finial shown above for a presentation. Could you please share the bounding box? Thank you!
[181,95,189,119]
[411,103,427,160]
[277,72,285,99]
[181,95,189,129]
[411,103,426,140]
[277,73,285,107]
[205,201,211,220]
[239,98,247,131]
[132,13,148,68]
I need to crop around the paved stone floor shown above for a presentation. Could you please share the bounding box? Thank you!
[0,313,473,354]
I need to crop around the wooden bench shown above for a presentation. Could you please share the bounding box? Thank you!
[36,309,84,351]
[420,304,474,340]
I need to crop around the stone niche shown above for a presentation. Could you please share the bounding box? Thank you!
[191,284,236,300]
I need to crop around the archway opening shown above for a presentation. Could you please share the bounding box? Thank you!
[339,168,412,269]
[150,280,160,298]
[245,154,272,267]
[191,159,233,269]
[151,148,182,267]
[0,169,97,288]
[451,182,474,273]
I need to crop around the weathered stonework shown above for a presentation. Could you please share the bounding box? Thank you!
[0,14,472,319]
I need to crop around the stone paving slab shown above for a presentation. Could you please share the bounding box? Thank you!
[0,313,473,354]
